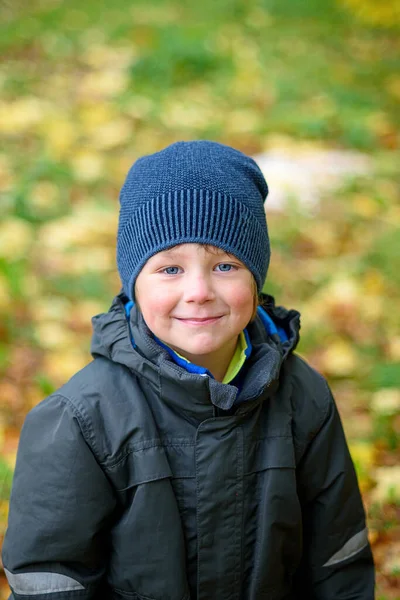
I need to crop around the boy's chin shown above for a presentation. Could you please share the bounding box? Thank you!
[171,340,231,359]
[172,344,215,357]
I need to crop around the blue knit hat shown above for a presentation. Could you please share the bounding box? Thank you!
[117,141,270,300]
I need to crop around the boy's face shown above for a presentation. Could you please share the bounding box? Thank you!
[135,243,254,365]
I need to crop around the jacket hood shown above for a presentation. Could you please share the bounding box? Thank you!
[90,292,300,413]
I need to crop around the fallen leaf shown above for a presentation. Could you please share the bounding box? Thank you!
[34,322,76,350]
[42,349,90,385]
[320,340,359,376]
[371,389,400,416]
[0,219,34,261]
[78,70,129,100]
[0,97,48,134]
[71,151,105,182]
[371,466,400,503]
[386,336,400,361]
[41,117,77,158]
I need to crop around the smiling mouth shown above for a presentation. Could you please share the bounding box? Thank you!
[174,316,223,325]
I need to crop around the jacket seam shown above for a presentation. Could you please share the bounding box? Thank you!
[100,440,195,469]
[50,393,101,462]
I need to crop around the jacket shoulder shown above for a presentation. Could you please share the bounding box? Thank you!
[30,357,158,465]
[280,353,334,463]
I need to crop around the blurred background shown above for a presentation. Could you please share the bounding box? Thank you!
[0,0,399,597]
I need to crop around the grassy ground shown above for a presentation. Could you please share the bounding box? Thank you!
[0,0,399,597]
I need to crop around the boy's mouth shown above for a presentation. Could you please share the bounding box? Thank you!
[174,316,223,325]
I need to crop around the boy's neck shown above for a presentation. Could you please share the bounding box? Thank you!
[168,336,239,383]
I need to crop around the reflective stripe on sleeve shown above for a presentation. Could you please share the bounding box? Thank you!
[323,527,369,567]
[4,569,85,595]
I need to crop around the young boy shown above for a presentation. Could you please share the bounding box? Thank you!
[3,141,375,599]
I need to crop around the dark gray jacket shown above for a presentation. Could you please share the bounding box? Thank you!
[2,294,375,600]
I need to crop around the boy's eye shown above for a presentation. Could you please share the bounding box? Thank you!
[215,263,234,272]
[162,266,181,275]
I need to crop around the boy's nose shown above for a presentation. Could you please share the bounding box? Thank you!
[183,274,215,303]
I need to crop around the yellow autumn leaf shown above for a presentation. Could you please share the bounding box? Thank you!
[41,117,77,158]
[33,296,72,323]
[3,452,17,471]
[351,194,380,218]
[325,276,361,304]
[386,203,400,225]
[108,153,138,184]
[371,466,400,503]
[161,101,213,130]
[349,441,376,469]
[38,218,78,251]
[320,340,359,376]
[65,247,114,274]
[81,44,135,69]
[370,388,400,416]
[71,150,105,182]
[349,441,376,492]
[78,103,117,131]
[387,336,400,361]
[305,222,339,255]
[359,294,384,322]
[302,275,362,325]
[362,270,385,295]
[0,218,34,260]
[78,70,129,100]
[367,530,380,549]
[225,109,260,134]
[38,204,118,250]
[89,119,133,149]
[34,322,76,350]
[69,300,107,326]
[43,349,90,384]
[0,97,48,134]
[36,250,114,278]
[0,500,9,523]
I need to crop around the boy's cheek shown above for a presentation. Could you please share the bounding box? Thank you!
[230,288,254,310]
[141,298,175,319]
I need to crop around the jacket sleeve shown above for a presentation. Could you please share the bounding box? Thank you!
[293,381,375,599]
[2,394,117,600]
